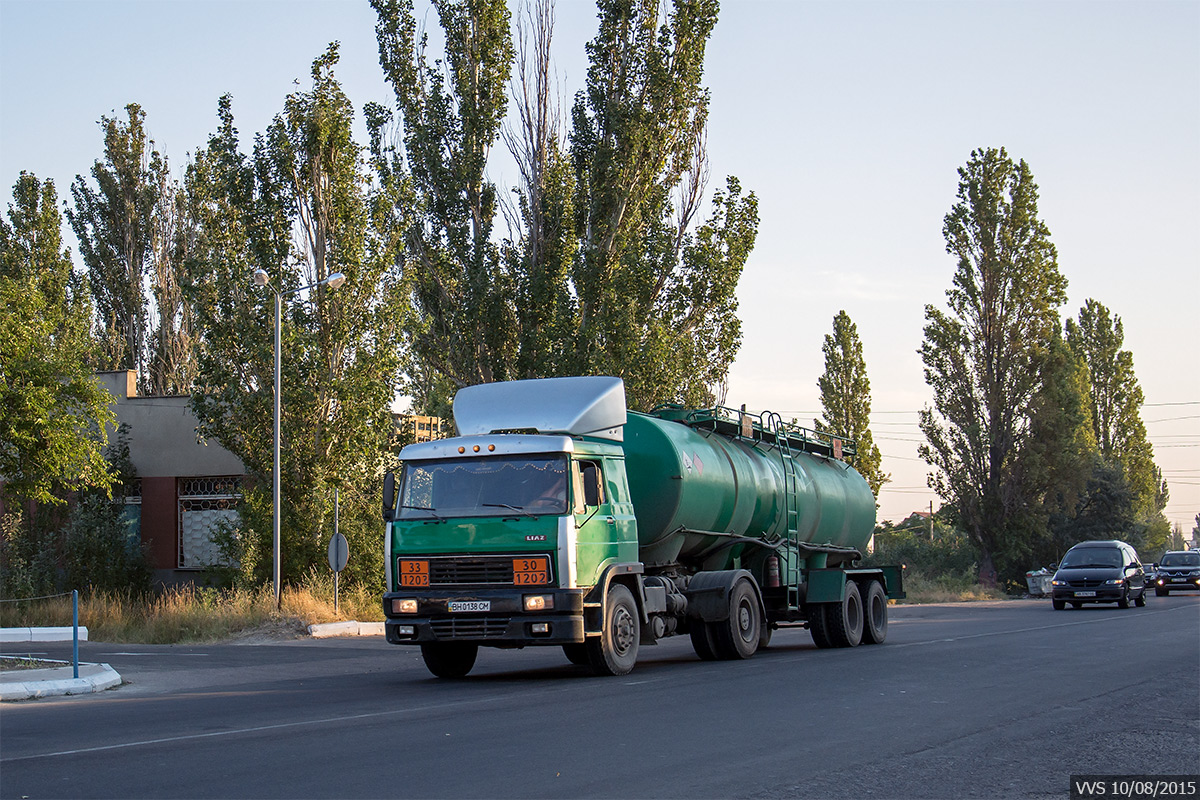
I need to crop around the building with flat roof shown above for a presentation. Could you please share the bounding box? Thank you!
[96,371,246,585]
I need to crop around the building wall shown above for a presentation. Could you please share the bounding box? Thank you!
[97,371,245,585]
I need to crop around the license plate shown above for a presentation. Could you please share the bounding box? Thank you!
[1074,591,1096,597]
[448,601,490,612]
[1170,578,1188,583]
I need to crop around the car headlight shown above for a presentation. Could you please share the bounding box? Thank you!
[1052,579,1066,586]
[1104,578,1124,585]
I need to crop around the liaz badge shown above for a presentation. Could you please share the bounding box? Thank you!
[525,534,547,542]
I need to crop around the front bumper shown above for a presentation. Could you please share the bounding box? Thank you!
[383,587,586,647]
[1052,585,1130,603]
[1155,576,1200,591]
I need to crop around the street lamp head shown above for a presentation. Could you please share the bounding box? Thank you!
[325,272,347,290]
[253,269,271,287]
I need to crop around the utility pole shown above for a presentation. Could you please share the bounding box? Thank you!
[929,500,934,540]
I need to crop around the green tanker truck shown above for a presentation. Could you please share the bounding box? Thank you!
[381,376,903,678]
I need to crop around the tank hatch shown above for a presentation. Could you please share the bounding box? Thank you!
[453,376,627,441]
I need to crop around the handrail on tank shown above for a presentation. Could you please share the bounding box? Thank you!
[648,403,858,460]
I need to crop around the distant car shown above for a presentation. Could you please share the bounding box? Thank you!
[1153,550,1200,596]
[1144,563,1158,588]
[1050,540,1147,610]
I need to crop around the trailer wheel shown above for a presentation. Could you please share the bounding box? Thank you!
[586,584,639,676]
[420,643,478,678]
[713,579,760,659]
[562,643,590,666]
[808,605,834,648]
[827,580,863,647]
[689,621,719,660]
[862,580,888,645]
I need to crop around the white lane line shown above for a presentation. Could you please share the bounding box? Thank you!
[1,689,548,763]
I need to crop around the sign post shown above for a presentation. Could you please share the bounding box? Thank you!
[328,488,349,613]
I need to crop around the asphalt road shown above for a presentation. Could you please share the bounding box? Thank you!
[2,596,1197,800]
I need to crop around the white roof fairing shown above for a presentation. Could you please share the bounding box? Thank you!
[453,376,627,441]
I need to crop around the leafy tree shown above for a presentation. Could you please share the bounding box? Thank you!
[564,0,756,409]
[817,310,887,495]
[371,0,757,411]
[68,103,196,395]
[188,46,406,588]
[0,173,114,508]
[1065,299,1167,524]
[919,148,1068,586]
[372,0,517,404]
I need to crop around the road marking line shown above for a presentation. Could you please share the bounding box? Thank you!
[1,689,549,763]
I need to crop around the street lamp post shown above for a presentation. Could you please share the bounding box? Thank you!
[253,269,346,608]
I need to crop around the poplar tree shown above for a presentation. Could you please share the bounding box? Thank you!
[919,148,1067,585]
[68,103,196,395]
[1065,299,1169,548]
[371,0,757,412]
[817,310,887,496]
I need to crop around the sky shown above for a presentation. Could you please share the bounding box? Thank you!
[2,0,1197,537]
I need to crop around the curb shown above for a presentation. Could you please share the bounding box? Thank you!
[0,663,121,701]
[0,627,89,643]
[307,621,385,638]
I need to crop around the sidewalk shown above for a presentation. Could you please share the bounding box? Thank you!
[1,621,381,701]
[0,662,122,701]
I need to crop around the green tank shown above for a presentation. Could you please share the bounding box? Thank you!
[623,410,876,569]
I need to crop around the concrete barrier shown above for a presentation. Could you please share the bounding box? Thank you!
[0,627,88,643]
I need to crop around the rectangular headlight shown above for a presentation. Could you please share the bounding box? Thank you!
[392,598,418,614]
[523,594,554,612]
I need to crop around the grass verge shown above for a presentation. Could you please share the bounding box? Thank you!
[0,575,384,644]
[898,574,1010,603]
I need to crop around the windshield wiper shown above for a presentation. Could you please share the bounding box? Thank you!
[399,504,443,521]
[482,502,535,519]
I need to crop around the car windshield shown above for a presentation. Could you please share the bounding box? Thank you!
[1160,552,1200,567]
[1060,548,1122,569]
[397,454,568,519]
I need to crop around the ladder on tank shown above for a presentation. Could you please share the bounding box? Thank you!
[763,412,804,611]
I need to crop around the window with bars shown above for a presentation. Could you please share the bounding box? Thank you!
[178,476,242,569]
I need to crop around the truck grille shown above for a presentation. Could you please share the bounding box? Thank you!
[429,556,514,585]
[430,617,509,640]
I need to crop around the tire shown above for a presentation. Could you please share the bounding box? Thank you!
[1071,602,1083,609]
[1156,588,1168,597]
[712,579,760,660]
[586,584,639,676]
[562,643,590,665]
[690,621,719,660]
[420,643,478,678]
[1134,590,1147,607]
[862,580,888,644]
[759,622,773,650]
[1117,587,1130,609]
[827,581,863,648]
[1052,599,1065,610]
[808,604,834,648]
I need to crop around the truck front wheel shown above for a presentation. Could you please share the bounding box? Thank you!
[587,584,640,676]
[421,643,478,678]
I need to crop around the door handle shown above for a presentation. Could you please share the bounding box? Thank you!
[606,516,615,525]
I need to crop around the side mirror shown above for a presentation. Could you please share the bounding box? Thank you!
[1049,563,1058,571]
[382,472,396,522]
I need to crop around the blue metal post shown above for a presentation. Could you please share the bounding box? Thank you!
[72,589,79,679]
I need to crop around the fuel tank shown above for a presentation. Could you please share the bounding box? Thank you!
[622,411,876,568]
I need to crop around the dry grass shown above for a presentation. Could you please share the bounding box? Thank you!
[0,574,384,644]
[898,574,1010,603]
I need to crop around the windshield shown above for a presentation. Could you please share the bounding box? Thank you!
[1060,547,1122,569]
[1161,552,1200,567]
[397,454,568,519]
